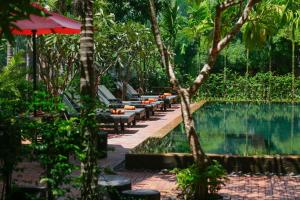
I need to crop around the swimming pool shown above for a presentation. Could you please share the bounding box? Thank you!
[137,102,300,156]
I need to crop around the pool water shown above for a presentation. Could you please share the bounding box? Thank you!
[139,102,300,156]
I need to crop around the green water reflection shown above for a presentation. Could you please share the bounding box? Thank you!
[143,102,300,155]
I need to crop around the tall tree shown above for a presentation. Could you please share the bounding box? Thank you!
[241,0,284,99]
[148,0,261,197]
[281,0,300,100]
[79,0,99,199]
[161,0,179,48]
[6,41,13,65]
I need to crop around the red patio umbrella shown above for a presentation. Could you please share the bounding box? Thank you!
[11,3,81,115]
[12,3,81,35]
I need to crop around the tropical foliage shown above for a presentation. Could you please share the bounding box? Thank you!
[1,0,300,199]
[20,93,80,199]
[197,72,300,101]
[173,160,228,199]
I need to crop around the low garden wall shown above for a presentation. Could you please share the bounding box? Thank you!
[125,153,300,174]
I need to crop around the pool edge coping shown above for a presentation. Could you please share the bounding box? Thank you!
[150,100,206,139]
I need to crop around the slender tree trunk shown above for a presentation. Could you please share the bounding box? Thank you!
[142,55,146,93]
[298,45,300,76]
[179,89,209,198]
[223,47,227,98]
[292,40,295,101]
[245,48,250,99]
[179,89,207,164]
[268,42,272,101]
[268,43,272,73]
[122,61,132,100]
[122,81,127,100]
[26,40,32,81]
[246,48,250,75]
[6,41,13,65]
[79,1,98,200]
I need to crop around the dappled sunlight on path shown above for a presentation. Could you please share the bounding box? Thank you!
[119,170,178,199]
[220,175,300,199]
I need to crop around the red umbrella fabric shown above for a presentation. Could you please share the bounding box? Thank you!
[11,3,81,35]
[10,3,81,116]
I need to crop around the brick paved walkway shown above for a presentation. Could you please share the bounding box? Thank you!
[119,170,300,199]
[219,175,300,199]
[6,162,300,199]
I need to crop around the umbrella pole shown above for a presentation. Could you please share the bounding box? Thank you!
[32,30,37,116]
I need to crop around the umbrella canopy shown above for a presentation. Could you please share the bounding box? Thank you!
[10,3,81,115]
[12,3,81,35]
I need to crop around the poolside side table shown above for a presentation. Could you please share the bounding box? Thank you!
[98,174,131,199]
[121,189,161,200]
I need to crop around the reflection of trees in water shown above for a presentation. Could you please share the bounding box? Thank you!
[140,103,300,155]
[196,102,300,155]
[271,104,300,155]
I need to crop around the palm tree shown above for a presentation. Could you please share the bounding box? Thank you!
[79,0,99,199]
[241,1,283,100]
[161,0,179,48]
[281,0,300,100]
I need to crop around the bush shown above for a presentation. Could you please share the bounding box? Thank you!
[173,160,228,200]
[0,53,31,199]
[197,71,299,101]
[20,92,80,199]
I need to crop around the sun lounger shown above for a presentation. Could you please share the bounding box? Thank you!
[62,94,136,133]
[98,85,162,118]
[98,90,146,120]
[116,81,177,108]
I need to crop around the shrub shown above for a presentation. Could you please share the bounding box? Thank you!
[173,160,228,200]
[20,92,80,199]
[0,53,31,199]
[196,71,299,101]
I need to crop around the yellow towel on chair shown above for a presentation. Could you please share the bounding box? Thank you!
[124,105,136,110]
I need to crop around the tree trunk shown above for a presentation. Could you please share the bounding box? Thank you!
[26,40,32,81]
[6,41,13,65]
[223,47,227,98]
[79,0,98,200]
[268,42,272,101]
[268,43,272,73]
[122,81,128,100]
[292,40,295,101]
[148,0,261,198]
[179,89,209,198]
[179,89,207,165]
[122,60,132,100]
[246,48,250,75]
[245,49,250,99]
[298,44,300,77]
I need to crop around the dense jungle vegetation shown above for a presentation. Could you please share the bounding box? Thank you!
[1,0,300,199]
